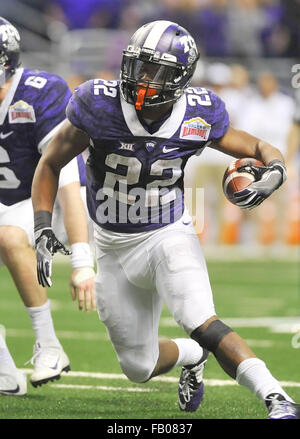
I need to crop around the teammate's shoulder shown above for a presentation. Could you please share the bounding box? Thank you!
[23,68,67,83]
[22,68,70,92]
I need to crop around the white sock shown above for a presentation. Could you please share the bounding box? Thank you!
[236,358,294,403]
[26,300,59,345]
[172,338,204,367]
[0,330,17,370]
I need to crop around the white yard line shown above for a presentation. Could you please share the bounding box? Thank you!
[20,369,300,388]
[50,384,157,392]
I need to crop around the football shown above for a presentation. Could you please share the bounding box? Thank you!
[222,157,264,205]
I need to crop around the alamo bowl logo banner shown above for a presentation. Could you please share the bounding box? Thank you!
[9,100,36,123]
[180,117,211,141]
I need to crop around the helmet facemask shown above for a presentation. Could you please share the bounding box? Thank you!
[120,21,199,111]
[121,50,189,110]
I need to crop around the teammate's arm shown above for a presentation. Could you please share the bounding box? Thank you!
[58,181,96,312]
[209,126,287,209]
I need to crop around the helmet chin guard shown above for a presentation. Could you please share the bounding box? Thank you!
[120,20,199,110]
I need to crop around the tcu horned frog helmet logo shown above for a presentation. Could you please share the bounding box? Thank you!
[0,17,21,81]
[120,20,199,110]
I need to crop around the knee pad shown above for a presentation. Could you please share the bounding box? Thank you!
[191,319,233,353]
[119,355,154,383]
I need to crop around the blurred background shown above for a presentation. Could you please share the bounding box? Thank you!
[2,0,299,253]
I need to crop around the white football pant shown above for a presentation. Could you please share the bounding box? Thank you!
[94,212,216,382]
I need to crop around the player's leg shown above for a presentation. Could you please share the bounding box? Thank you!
[191,317,299,418]
[153,220,299,418]
[94,242,205,386]
[95,248,163,383]
[97,222,211,412]
[150,338,206,377]
[0,222,69,387]
[0,324,27,396]
[0,225,48,307]
[151,222,214,411]
[149,337,208,412]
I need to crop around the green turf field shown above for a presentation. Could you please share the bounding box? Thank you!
[0,258,299,420]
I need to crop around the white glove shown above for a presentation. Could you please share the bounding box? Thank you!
[35,228,70,287]
[233,160,287,210]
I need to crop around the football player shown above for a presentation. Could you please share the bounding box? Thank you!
[0,17,95,396]
[32,21,299,418]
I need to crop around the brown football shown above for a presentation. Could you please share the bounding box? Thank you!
[222,158,264,205]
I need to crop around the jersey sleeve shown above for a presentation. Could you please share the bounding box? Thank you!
[33,74,72,152]
[208,91,230,140]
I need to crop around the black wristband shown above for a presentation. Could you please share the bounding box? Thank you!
[34,210,52,233]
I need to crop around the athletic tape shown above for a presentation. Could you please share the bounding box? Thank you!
[72,267,95,286]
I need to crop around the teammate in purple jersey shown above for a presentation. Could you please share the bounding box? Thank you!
[0,17,95,396]
[32,20,299,418]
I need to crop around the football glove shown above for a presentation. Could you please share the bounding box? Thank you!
[35,228,71,287]
[233,159,287,210]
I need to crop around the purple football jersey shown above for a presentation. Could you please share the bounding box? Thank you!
[0,67,72,206]
[66,79,229,233]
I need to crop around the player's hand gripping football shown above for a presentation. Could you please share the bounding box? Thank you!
[233,159,287,210]
[35,228,71,287]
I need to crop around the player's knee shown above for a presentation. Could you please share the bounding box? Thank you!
[119,357,154,383]
[191,318,234,353]
[0,226,29,253]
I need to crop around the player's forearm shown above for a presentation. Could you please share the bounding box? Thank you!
[216,127,285,166]
[254,139,285,166]
[32,158,60,215]
[32,121,88,215]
